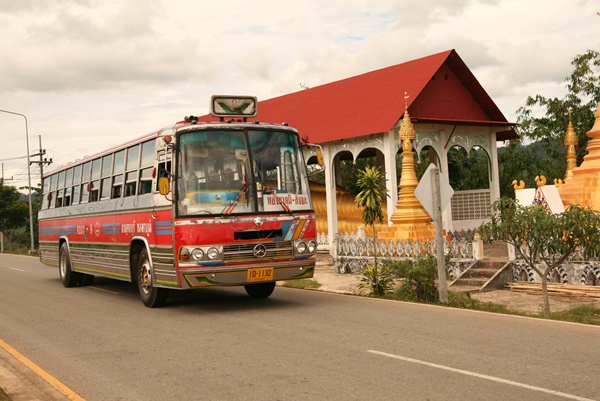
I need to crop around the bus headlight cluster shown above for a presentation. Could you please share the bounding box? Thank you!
[179,245,223,262]
[294,240,317,255]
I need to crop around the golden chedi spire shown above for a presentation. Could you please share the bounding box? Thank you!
[563,108,578,181]
[378,92,437,242]
[558,102,600,209]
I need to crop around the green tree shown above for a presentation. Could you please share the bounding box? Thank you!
[0,182,29,251]
[478,198,600,318]
[514,50,600,173]
[497,141,565,198]
[355,165,391,296]
[447,146,490,191]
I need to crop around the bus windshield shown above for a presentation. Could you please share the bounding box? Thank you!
[177,129,312,216]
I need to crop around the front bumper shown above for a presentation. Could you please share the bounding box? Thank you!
[179,259,315,288]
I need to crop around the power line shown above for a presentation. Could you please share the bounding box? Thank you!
[0,155,28,162]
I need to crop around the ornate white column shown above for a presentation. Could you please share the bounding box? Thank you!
[323,144,339,253]
[489,131,501,202]
[383,129,398,225]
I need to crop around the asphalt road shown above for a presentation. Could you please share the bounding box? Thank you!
[1,253,599,401]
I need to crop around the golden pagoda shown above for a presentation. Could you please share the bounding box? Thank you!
[378,93,437,242]
[558,103,600,208]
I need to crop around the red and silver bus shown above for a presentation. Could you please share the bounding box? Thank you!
[38,96,317,307]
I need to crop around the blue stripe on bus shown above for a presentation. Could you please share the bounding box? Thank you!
[102,223,120,235]
[284,220,299,241]
[154,221,173,235]
[40,225,77,235]
[274,221,292,242]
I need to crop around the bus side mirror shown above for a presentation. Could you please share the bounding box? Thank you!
[317,149,324,167]
[159,177,170,195]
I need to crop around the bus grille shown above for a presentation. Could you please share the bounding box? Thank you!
[223,241,293,264]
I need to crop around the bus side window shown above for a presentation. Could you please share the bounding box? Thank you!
[47,192,54,209]
[139,167,153,195]
[72,185,80,204]
[89,181,99,202]
[55,189,63,208]
[64,168,73,206]
[90,159,101,202]
[41,174,51,210]
[64,187,71,206]
[72,165,82,204]
[139,141,154,195]
[80,162,91,203]
[112,174,123,199]
[80,183,89,203]
[125,172,137,197]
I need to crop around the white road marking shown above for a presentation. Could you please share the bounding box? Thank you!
[11,268,25,272]
[368,349,595,401]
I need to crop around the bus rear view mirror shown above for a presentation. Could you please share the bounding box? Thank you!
[159,177,170,195]
[317,149,324,167]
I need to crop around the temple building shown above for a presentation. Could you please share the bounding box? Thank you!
[244,49,517,249]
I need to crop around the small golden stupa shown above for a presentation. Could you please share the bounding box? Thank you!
[378,93,437,242]
[563,108,578,182]
[558,103,600,208]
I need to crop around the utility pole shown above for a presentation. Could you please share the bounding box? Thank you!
[30,135,52,186]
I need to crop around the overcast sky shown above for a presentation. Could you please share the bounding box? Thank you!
[0,0,598,190]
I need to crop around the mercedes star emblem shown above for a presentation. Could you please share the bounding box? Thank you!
[253,244,267,258]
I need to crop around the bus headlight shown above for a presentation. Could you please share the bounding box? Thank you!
[207,247,220,260]
[296,241,307,254]
[308,240,317,253]
[191,248,204,261]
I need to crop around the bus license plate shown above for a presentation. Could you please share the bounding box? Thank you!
[247,267,274,283]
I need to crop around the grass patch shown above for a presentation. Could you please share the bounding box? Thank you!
[384,290,530,317]
[281,279,321,290]
[548,305,600,325]
[446,291,528,316]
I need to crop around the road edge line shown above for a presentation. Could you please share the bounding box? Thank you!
[0,338,85,401]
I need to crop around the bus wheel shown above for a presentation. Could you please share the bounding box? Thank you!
[244,282,276,298]
[137,248,168,308]
[59,243,82,287]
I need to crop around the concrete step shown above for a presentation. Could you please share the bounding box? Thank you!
[454,277,489,287]
[461,267,500,279]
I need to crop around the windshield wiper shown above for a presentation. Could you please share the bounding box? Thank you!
[223,183,249,215]
[263,185,292,213]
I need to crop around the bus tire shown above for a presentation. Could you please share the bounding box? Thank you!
[244,282,276,298]
[137,248,168,308]
[59,242,82,288]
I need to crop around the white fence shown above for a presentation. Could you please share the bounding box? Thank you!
[331,229,478,278]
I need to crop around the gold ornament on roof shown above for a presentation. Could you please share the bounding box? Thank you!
[511,180,525,190]
[399,92,416,142]
[564,108,578,181]
[535,175,546,187]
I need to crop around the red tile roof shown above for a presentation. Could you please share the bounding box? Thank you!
[202,49,518,142]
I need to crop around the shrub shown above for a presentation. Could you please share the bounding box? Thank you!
[357,263,394,297]
[392,256,439,303]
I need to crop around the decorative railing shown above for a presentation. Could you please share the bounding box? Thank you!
[510,245,600,286]
[331,229,477,278]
